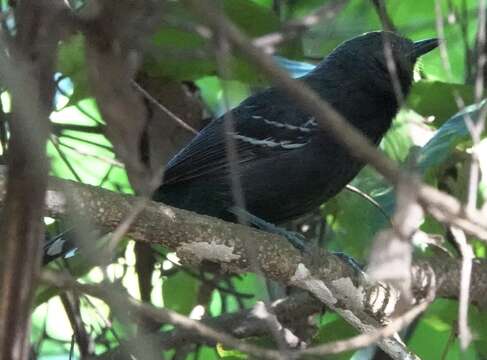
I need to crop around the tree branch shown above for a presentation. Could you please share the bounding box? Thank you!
[0,2,70,358]
[0,168,485,356]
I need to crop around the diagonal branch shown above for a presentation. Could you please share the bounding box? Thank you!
[0,168,486,357]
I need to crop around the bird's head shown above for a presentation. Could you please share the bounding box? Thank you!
[322,31,438,98]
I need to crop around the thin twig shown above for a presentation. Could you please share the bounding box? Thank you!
[55,137,124,167]
[105,198,148,255]
[253,0,349,52]
[449,226,474,349]
[467,0,487,213]
[50,135,84,182]
[41,270,284,360]
[433,0,469,115]
[290,263,422,360]
[345,184,392,225]
[302,284,434,355]
[132,80,198,135]
[371,0,397,32]
[60,291,92,357]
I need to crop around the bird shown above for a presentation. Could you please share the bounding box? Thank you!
[153,31,438,231]
[43,31,438,262]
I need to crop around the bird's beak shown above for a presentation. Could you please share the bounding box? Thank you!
[412,38,439,58]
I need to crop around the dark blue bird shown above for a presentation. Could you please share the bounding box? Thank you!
[154,31,438,226]
[44,32,438,262]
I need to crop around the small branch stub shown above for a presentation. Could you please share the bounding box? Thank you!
[176,241,241,267]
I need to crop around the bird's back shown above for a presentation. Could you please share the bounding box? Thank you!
[155,69,395,222]
[155,31,423,223]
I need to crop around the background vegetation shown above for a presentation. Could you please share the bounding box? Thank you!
[0,0,486,359]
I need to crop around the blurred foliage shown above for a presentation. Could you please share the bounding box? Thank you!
[2,0,482,359]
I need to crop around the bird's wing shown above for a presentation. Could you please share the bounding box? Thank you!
[162,88,318,185]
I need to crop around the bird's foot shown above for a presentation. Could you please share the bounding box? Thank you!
[332,251,366,278]
[228,208,367,277]
[267,227,307,251]
[228,207,306,251]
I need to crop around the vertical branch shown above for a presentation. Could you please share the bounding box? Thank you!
[60,292,92,357]
[82,0,163,196]
[460,0,474,83]
[434,0,467,110]
[467,0,487,212]
[474,0,487,101]
[371,0,397,32]
[0,1,66,359]
[449,227,474,349]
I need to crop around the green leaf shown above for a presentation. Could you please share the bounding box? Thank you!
[49,98,133,193]
[479,139,487,200]
[418,99,487,176]
[409,299,479,360]
[230,273,263,307]
[407,80,475,126]
[470,306,487,357]
[249,0,272,9]
[369,100,486,225]
[302,1,380,59]
[57,34,89,104]
[162,271,199,315]
[221,0,280,37]
[323,115,413,258]
[216,343,248,359]
[325,180,389,260]
[208,274,261,317]
[382,112,416,162]
[311,313,358,360]
[195,346,219,360]
[288,0,337,18]
[301,0,472,82]
[145,0,280,82]
[196,77,251,116]
[388,0,477,83]
[422,299,457,331]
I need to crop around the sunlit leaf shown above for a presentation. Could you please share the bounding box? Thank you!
[162,271,199,315]
[216,343,248,359]
[418,99,487,175]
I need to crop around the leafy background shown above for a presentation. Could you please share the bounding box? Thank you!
[19,0,487,359]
